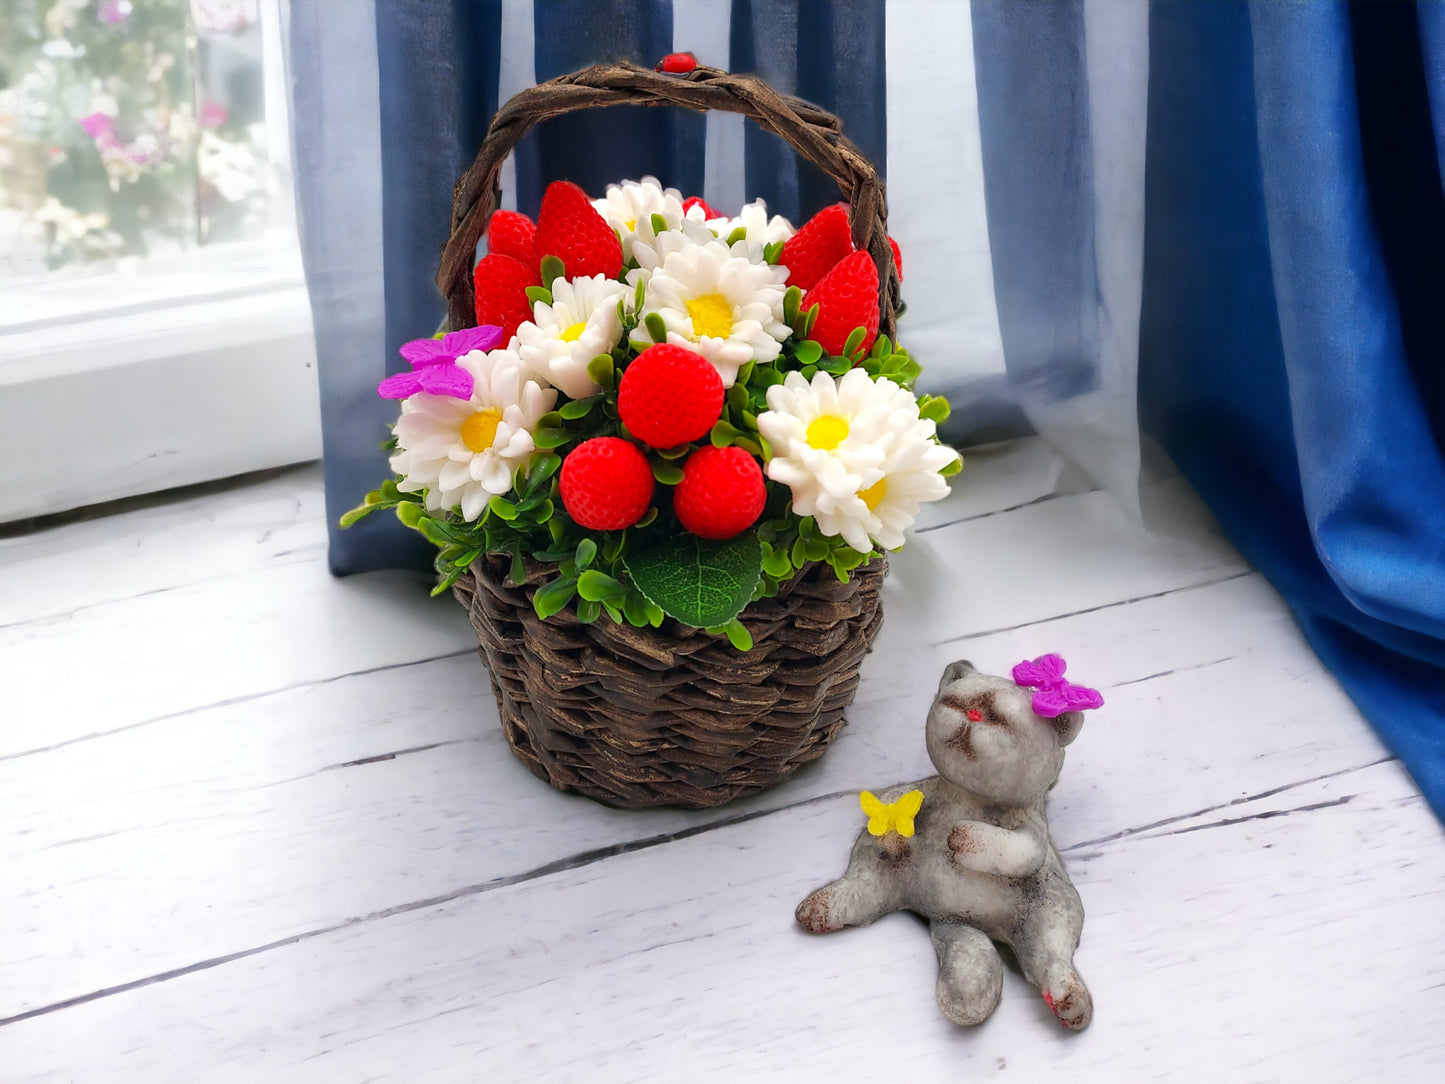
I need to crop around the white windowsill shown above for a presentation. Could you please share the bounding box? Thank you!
[1,243,322,523]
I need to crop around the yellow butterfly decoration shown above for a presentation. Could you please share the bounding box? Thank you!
[859,789,924,838]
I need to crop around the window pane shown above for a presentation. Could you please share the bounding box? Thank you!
[0,0,293,281]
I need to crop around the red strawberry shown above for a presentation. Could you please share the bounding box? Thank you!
[657,53,698,74]
[487,210,537,266]
[780,203,853,292]
[617,344,724,449]
[534,180,623,280]
[472,253,541,340]
[559,437,654,531]
[802,249,880,358]
[682,196,717,219]
[673,446,766,540]
[889,236,903,282]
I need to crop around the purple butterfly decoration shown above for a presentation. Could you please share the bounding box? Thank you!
[1011,654,1104,718]
[376,324,505,401]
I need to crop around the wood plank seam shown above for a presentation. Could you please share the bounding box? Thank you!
[1060,755,1399,854]
[931,570,1255,647]
[0,648,479,764]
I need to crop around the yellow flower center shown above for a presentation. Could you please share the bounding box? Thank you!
[560,321,587,343]
[686,293,734,341]
[806,415,850,451]
[624,218,637,231]
[459,408,503,453]
[858,477,887,511]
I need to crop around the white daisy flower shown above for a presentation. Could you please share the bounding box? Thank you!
[592,176,686,264]
[390,348,557,522]
[757,369,958,553]
[515,274,630,399]
[628,210,718,273]
[633,237,790,386]
[706,197,795,264]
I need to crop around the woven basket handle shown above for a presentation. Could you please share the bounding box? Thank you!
[437,59,898,338]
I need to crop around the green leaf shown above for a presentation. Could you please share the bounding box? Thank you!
[623,591,650,627]
[761,543,793,579]
[793,339,822,366]
[577,569,625,602]
[587,354,615,388]
[559,395,602,420]
[634,276,646,311]
[644,312,668,343]
[339,502,377,528]
[790,534,808,567]
[524,285,553,306]
[575,537,597,569]
[576,599,602,624]
[919,395,952,425]
[726,225,748,246]
[710,420,741,448]
[532,428,572,449]
[416,517,456,546]
[539,254,565,290]
[735,360,756,387]
[489,496,519,521]
[651,212,670,236]
[523,451,561,489]
[941,455,964,477]
[396,502,425,529]
[782,285,803,326]
[624,532,763,629]
[721,618,754,651]
[841,326,867,359]
[801,304,820,338]
[634,507,658,529]
[725,384,749,418]
[763,239,786,265]
[731,437,763,457]
[652,460,684,486]
[532,574,578,620]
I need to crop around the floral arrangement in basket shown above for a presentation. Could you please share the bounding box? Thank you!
[345,175,960,649]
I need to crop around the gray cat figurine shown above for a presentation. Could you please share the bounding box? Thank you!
[796,655,1102,1030]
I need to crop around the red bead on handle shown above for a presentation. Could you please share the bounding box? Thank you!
[656,53,698,74]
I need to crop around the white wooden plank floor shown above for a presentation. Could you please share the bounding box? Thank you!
[2,438,1442,1082]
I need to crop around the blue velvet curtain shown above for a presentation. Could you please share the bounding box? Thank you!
[972,0,1445,821]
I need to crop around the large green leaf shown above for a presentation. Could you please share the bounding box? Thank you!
[624,533,763,629]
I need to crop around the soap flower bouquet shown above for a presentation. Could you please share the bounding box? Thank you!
[346,177,960,649]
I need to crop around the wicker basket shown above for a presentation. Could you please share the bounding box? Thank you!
[437,59,900,809]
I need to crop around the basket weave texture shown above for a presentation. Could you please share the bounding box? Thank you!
[454,556,885,809]
[440,59,899,808]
